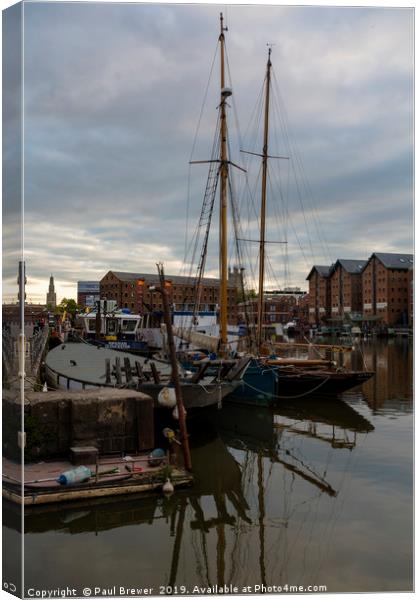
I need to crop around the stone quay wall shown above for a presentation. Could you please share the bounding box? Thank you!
[3,388,154,462]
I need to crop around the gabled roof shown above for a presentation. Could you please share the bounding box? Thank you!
[370,252,414,270]
[108,271,143,281]
[331,259,367,275]
[306,265,331,280]
[102,270,224,286]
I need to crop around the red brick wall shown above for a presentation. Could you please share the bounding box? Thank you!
[362,257,412,325]
[331,266,362,318]
[308,272,330,325]
[100,272,238,324]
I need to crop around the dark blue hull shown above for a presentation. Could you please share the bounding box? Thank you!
[225,359,374,405]
[225,358,278,406]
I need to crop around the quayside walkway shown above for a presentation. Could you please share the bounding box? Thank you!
[2,327,49,391]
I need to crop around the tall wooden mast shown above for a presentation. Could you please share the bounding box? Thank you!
[256,48,272,351]
[219,12,229,355]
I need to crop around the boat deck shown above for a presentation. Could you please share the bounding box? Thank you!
[2,454,193,505]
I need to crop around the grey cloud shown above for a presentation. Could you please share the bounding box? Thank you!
[7,3,412,303]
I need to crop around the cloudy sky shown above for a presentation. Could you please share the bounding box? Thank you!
[3,1,414,304]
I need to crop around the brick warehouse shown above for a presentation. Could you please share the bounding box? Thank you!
[306,252,413,328]
[330,259,366,321]
[361,252,413,326]
[306,265,331,325]
[100,270,239,324]
[237,289,308,328]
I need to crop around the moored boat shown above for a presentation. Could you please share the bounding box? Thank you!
[76,308,152,354]
[45,342,246,411]
[2,454,192,506]
[206,46,372,404]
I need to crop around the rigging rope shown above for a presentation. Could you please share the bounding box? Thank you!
[183,41,220,269]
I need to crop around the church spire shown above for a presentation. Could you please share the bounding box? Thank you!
[46,274,57,309]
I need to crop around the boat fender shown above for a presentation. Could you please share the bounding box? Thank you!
[172,405,186,420]
[162,478,174,494]
[158,386,177,408]
[148,448,166,466]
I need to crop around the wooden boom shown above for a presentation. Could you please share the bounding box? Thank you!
[273,342,353,353]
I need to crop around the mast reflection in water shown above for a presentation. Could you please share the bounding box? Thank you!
[4,339,412,593]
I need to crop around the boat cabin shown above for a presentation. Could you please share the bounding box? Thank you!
[78,310,145,351]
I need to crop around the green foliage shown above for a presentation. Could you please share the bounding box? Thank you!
[245,289,257,299]
[236,288,257,303]
[56,298,81,317]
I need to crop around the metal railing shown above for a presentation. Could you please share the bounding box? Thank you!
[28,327,49,372]
[2,331,17,380]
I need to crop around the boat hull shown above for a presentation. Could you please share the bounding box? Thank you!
[225,358,374,405]
[225,358,278,406]
[45,366,238,411]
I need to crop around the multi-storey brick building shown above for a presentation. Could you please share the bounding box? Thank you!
[330,259,366,321]
[237,291,304,327]
[361,252,413,326]
[306,265,331,325]
[408,268,413,327]
[100,270,238,324]
[296,292,310,326]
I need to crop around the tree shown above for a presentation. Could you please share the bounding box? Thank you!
[245,289,257,299]
[56,298,81,319]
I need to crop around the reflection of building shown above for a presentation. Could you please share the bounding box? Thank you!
[46,274,57,309]
[77,281,100,307]
[100,270,238,323]
[361,253,413,326]
[361,340,413,410]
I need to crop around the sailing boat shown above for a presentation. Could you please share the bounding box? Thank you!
[179,17,374,405]
[225,46,375,405]
[174,14,249,359]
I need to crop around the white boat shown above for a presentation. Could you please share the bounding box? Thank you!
[76,309,151,353]
[45,343,248,411]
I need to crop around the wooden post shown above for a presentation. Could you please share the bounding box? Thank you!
[124,357,133,384]
[157,263,192,471]
[135,361,145,383]
[191,362,209,383]
[105,359,111,384]
[95,300,101,340]
[115,357,122,385]
[149,361,160,384]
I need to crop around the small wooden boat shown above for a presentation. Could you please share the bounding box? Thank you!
[2,455,192,506]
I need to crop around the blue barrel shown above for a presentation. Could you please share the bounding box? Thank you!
[148,448,166,467]
[57,466,92,485]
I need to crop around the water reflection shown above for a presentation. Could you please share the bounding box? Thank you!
[16,397,375,591]
[5,339,412,593]
[356,339,413,411]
